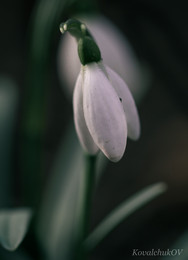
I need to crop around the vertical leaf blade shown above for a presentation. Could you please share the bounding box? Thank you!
[84,182,167,252]
[0,208,33,251]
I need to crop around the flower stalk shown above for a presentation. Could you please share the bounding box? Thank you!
[60,19,101,65]
[76,155,97,260]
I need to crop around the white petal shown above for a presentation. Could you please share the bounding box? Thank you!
[73,71,99,154]
[106,66,140,140]
[83,63,127,162]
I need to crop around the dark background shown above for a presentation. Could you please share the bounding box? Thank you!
[0,0,188,259]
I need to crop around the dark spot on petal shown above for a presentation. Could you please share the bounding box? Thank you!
[119,97,122,102]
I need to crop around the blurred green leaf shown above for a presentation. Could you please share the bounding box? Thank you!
[22,0,76,207]
[37,121,106,260]
[84,182,167,252]
[0,208,33,251]
[0,77,18,207]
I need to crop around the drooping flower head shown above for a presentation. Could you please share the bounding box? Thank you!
[60,19,140,162]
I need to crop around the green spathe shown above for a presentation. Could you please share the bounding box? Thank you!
[78,37,101,65]
[60,19,101,65]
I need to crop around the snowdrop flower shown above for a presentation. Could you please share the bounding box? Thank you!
[58,15,149,103]
[60,19,140,162]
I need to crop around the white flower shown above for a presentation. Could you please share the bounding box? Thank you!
[73,62,140,162]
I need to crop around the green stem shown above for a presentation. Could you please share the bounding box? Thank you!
[77,154,97,260]
[20,0,74,208]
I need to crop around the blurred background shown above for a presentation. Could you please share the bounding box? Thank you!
[0,0,188,259]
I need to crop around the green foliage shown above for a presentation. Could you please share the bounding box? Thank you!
[0,208,32,251]
[84,182,167,252]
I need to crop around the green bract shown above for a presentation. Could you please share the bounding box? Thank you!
[60,19,101,65]
[78,37,101,65]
